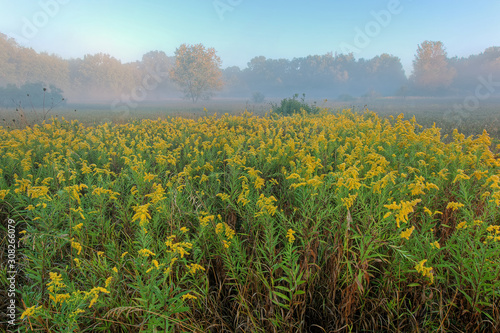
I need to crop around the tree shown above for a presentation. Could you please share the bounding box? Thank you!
[74,53,136,99]
[410,41,456,92]
[169,43,224,102]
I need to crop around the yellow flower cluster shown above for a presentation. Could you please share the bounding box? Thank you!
[286,229,296,243]
[400,226,415,240]
[165,236,193,258]
[415,259,434,284]
[138,248,156,257]
[384,199,421,228]
[132,203,151,226]
[255,194,278,217]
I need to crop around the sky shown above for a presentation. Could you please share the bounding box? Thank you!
[1,0,499,76]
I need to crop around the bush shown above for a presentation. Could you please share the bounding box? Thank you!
[270,93,320,116]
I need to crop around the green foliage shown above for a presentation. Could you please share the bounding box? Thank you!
[270,93,320,116]
[2,110,500,332]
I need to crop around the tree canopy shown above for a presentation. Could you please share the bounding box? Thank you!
[169,43,224,103]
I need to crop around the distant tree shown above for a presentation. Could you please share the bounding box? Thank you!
[170,43,224,103]
[410,41,456,92]
[251,91,265,103]
[75,53,136,98]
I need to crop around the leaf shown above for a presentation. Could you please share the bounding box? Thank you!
[407,283,421,287]
[271,299,290,309]
[272,291,290,302]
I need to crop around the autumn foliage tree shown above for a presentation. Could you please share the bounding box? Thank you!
[170,43,224,102]
[410,41,456,92]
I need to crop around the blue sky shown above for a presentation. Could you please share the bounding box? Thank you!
[1,0,499,76]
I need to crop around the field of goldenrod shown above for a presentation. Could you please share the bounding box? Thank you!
[1,109,500,332]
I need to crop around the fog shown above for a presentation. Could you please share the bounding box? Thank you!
[1,33,500,112]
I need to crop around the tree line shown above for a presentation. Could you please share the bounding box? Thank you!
[1,32,499,105]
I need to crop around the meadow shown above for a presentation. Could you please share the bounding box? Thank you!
[1,102,500,332]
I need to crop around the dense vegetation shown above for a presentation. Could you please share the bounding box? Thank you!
[2,33,500,103]
[1,109,499,332]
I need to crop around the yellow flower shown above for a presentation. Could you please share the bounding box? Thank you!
[105,276,113,287]
[456,221,467,230]
[74,258,81,267]
[414,259,434,284]
[286,229,296,243]
[216,193,230,201]
[71,240,82,255]
[383,199,421,228]
[453,169,470,183]
[341,193,358,209]
[86,287,110,308]
[21,305,43,319]
[72,223,83,231]
[47,272,66,293]
[138,248,156,257]
[132,203,151,226]
[165,238,192,258]
[188,263,205,274]
[121,252,128,258]
[182,293,197,301]
[400,226,415,240]
[446,202,464,211]
[430,241,440,249]
[180,227,189,233]
[112,266,118,273]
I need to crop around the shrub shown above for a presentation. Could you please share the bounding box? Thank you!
[270,93,320,116]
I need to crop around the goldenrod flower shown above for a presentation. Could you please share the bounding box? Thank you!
[383,199,421,228]
[86,287,110,308]
[446,202,464,211]
[400,226,415,240]
[47,272,66,293]
[132,203,151,226]
[286,229,296,243]
[73,223,83,231]
[138,248,156,257]
[74,258,81,267]
[182,293,197,301]
[21,305,42,319]
[414,259,434,284]
[188,263,205,274]
[430,241,440,249]
[0,189,10,200]
[71,240,82,255]
[216,193,230,201]
[453,169,470,183]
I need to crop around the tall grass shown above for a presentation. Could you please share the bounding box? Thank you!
[1,109,499,332]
